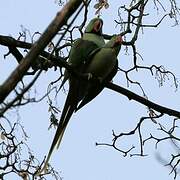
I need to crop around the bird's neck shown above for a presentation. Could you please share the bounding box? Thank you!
[83,33,105,47]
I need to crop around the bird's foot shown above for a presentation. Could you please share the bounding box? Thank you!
[83,73,102,85]
[84,73,93,80]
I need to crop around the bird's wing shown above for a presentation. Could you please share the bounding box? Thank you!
[76,35,123,111]
[59,38,99,89]
[76,59,118,111]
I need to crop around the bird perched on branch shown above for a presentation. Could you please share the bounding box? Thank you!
[37,17,105,174]
[76,35,122,110]
[49,34,122,168]
[55,34,123,148]
[39,34,123,174]
[60,17,105,88]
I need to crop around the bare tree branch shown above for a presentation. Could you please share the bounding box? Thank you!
[0,0,83,103]
[106,82,180,118]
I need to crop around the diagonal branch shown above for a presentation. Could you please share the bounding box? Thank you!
[0,70,42,117]
[0,35,66,62]
[105,82,180,118]
[0,0,83,103]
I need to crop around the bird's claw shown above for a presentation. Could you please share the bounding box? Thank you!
[84,73,93,80]
[84,73,103,84]
[88,73,93,80]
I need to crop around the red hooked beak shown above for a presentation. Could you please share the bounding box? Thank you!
[93,20,102,33]
[115,35,123,44]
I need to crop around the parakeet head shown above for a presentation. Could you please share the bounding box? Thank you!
[105,35,123,55]
[106,35,123,47]
[85,18,103,35]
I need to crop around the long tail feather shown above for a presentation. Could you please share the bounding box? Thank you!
[36,79,78,175]
[56,106,74,149]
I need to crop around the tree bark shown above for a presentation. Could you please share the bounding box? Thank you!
[0,0,82,103]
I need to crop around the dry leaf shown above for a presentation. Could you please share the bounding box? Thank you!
[0,132,5,140]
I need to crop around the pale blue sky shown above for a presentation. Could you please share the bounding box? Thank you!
[0,1,180,180]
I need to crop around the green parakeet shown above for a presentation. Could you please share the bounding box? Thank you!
[37,18,105,174]
[76,35,122,110]
[60,17,105,88]
[39,35,123,174]
[52,35,123,154]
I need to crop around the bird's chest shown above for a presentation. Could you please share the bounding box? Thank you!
[86,49,116,79]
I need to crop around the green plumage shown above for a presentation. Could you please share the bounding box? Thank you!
[37,18,105,174]
[76,35,122,110]
[60,18,105,87]
[83,18,105,47]
[82,33,104,47]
